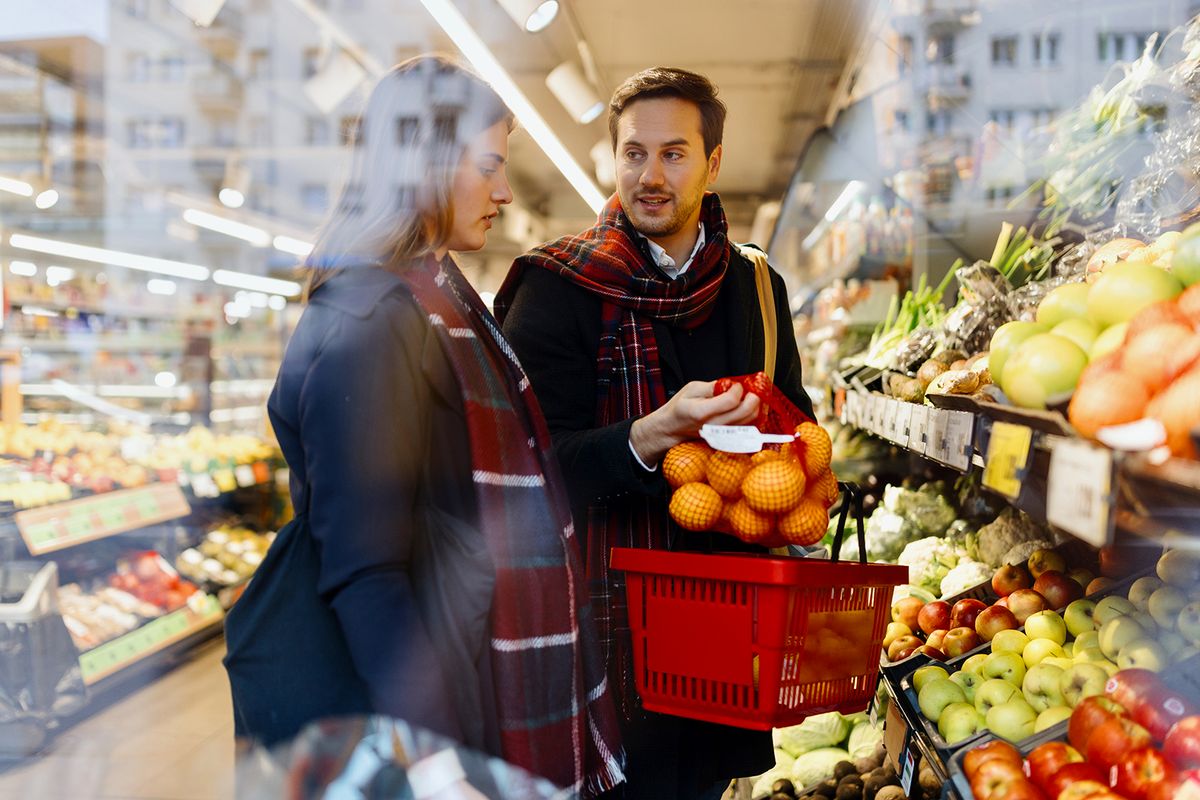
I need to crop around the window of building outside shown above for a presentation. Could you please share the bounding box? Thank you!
[249,115,271,146]
[212,116,237,147]
[1030,108,1057,128]
[301,183,328,214]
[897,35,913,74]
[396,115,419,145]
[125,0,149,17]
[339,116,360,145]
[127,52,150,82]
[893,109,910,132]
[1098,32,1129,63]
[991,36,1018,66]
[302,47,322,78]
[159,117,186,147]
[989,108,1017,132]
[126,118,153,148]
[926,109,951,136]
[305,116,330,146]
[248,48,271,79]
[1031,32,1060,66]
[160,55,186,82]
[927,34,955,64]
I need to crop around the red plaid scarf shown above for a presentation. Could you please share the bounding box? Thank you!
[494,193,732,720]
[401,255,624,796]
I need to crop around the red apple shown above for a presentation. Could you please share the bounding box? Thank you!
[1165,717,1200,770]
[944,626,984,658]
[971,758,1027,799]
[993,563,1034,597]
[999,781,1050,800]
[917,644,948,661]
[964,739,1023,776]
[952,598,990,629]
[1132,688,1196,743]
[976,605,1021,641]
[1069,695,1127,752]
[1028,548,1068,578]
[1007,589,1049,624]
[1147,769,1200,800]
[1113,747,1176,800]
[1026,741,1083,792]
[1086,716,1152,770]
[1086,577,1116,596]
[887,634,922,661]
[1045,763,1108,799]
[995,596,1011,609]
[1033,570,1085,610]
[894,596,925,629]
[895,644,921,660]
[926,628,949,651]
[918,600,953,635]
[1055,780,1109,800]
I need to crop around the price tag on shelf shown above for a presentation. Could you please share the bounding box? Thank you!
[882,399,900,443]
[79,595,224,685]
[871,396,886,435]
[894,402,914,449]
[943,410,975,471]
[235,465,256,488]
[909,405,930,453]
[1047,438,1115,547]
[213,469,237,494]
[15,484,191,556]
[190,473,220,499]
[983,421,1033,499]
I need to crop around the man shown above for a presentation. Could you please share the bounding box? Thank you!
[495,67,814,798]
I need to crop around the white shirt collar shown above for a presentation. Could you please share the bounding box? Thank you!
[636,222,706,280]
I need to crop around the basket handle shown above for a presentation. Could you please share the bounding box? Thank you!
[829,482,868,565]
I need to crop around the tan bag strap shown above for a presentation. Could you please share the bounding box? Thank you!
[737,243,777,380]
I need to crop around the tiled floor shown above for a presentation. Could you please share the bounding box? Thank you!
[0,639,235,800]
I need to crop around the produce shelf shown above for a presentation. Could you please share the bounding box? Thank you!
[837,388,1200,546]
[12,483,192,556]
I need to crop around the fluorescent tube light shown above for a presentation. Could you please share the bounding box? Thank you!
[147,279,178,296]
[268,295,287,311]
[417,0,606,213]
[273,235,314,256]
[9,261,37,277]
[182,208,272,247]
[9,233,210,281]
[34,189,59,209]
[213,269,302,296]
[0,177,33,197]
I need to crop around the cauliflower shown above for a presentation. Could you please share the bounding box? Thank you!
[898,536,970,597]
[890,483,957,535]
[864,507,920,562]
[975,507,1050,567]
[940,559,993,598]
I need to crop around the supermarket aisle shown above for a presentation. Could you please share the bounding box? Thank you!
[0,639,235,800]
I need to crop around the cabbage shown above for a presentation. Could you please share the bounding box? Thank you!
[847,721,884,760]
[774,748,795,769]
[775,712,851,757]
[790,747,851,787]
[752,765,794,798]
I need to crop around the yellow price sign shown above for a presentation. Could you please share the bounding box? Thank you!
[983,421,1033,499]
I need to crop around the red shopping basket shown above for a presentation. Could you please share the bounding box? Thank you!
[610,483,907,730]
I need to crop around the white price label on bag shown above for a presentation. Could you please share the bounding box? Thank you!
[1047,438,1115,547]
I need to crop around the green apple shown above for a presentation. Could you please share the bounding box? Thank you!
[1158,549,1200,588]
[1118,638,1168,672]
[1073,646,1111,665]
[987,697,1038,742]
[1179,600,1200,646]
[918,678,967,722]
[1091,322,1128,360]
[1099,616,1146,660]
[949,670,983,704]
[1131,612,1160,636]
[938,702,984,744]
[1062,641,1074,658]
[975,678,1022,716]
[1097,660,1120,677]
[1022,663,1066,712]
[1026,611,1068,645]
[1158,629,1187,656]
[1023,639,1067,668]
[1042,657,1076,672]
[1094,596,1136,627]
[1074,630,1100,653]
[912,664,949,693]
[1128,576,1164,611]
[884,621,913,649]
[1060,662,1109,706]
[961,653,990,675]
[1063,599,1098,638]
[983,651,1027,686]
[1035,706,1073,732]
[991,629,1030,655]
[1149,585,1187,629]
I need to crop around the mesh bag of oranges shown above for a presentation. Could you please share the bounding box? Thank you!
[665,373,839,548]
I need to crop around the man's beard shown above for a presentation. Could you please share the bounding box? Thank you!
[626,178,706,238]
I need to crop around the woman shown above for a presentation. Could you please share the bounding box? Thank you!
[224,56,624,797]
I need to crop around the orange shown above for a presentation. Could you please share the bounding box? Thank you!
[778,499,829,546]
[725,498,775,543]
[742,459,805,514]
[668,482,723,531]
[795,422,832,477]
[663,441,712,489]
[706,451,752,499]
[807,469,839,508]
[750,448,788,466]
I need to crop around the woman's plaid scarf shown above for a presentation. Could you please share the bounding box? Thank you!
[402,255,624,796]
[495,193,732,720]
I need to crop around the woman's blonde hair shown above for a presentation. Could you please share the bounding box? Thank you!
[303,55,513,297]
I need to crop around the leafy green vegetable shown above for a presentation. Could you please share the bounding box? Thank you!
[775,712,851,757]
[790,748,852,787]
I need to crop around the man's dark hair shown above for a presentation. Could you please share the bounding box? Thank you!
[608,67,727,157]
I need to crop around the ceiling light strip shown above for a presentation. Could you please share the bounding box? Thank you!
[417,0,606,213]
[9,233,210,281]
[182,208,272,247]
[212,269,302,297]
